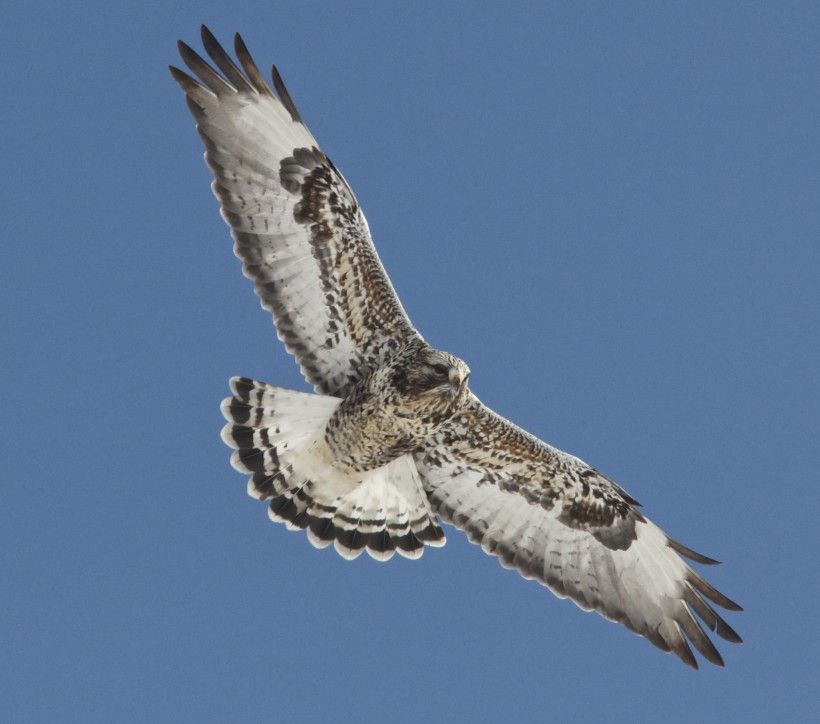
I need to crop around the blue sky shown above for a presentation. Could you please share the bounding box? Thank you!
[3,1,819,721]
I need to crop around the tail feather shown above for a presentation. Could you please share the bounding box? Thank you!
[221,377,445,561]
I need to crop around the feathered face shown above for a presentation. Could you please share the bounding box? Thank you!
[393,345,471,406]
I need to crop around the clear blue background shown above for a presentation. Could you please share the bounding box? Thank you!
[3,2,818,722]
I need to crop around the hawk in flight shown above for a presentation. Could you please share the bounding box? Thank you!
[171,27,742,669]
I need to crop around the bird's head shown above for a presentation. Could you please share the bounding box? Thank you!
[392,344,471,407]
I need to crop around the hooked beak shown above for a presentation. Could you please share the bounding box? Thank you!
[449,368,470,394]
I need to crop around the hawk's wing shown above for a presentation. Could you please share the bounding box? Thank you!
[414,397,742,668]
[171,27,420,396]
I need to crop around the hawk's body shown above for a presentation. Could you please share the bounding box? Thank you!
[325,340,472,473]
[172,27,742,669]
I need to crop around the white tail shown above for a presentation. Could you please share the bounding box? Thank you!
[220,377,445,560]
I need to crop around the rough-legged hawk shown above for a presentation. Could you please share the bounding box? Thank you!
[170,27,742,669]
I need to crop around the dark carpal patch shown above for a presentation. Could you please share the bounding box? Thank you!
[275,146,417,395]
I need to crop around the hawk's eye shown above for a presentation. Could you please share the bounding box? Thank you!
[431,363,450,377]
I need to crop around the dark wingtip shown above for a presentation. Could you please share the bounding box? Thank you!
[687,570,743,612]
[667,536,721,565]
[677,641,699,670]
[271,64,304,123]
[233,32,252,66]
[199,25,221,55]
[713,616,743,643]
[720,597,743,613]
[683,583,743,644]
[232,32,274,96]
[679,606,726,667]
[699,642,726,668]
[168,65,206,98]
[724,627,744,644]
[176,38,194,58]
[198,25,255,94]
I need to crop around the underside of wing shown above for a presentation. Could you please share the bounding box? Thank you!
[171,27,419,396]
[415,398,742,668]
